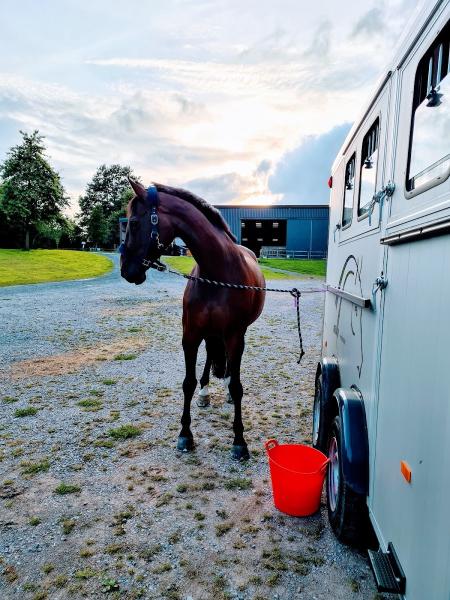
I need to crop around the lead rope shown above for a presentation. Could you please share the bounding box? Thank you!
[145,259,324,364]
[291,288,305,364]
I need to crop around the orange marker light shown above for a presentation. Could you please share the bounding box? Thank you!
[400,461,412,483]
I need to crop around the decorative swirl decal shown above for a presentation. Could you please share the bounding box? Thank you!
[333,255,364,378]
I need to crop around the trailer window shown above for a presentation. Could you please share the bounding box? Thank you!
[342,154,356,227]
[408,20,450,191]
[359,119,380,216]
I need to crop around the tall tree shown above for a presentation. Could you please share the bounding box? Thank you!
[78,164,137,247]
[0,130,68,249]
[86,205,109,247]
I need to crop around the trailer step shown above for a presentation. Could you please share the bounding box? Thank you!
[368,542,406,594]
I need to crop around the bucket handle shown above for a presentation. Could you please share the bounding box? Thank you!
[319,458,330,473]
[265,439,279,452]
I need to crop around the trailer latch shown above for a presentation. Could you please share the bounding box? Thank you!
[368,181,395,225]
[373,275,388,291]
[372,274,388,309]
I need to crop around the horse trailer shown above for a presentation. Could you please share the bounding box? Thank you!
[313,1,450,598]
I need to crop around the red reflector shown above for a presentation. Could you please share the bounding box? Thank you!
[328,176,333,189]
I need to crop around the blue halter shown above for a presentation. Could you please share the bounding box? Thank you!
[118,184,164,267]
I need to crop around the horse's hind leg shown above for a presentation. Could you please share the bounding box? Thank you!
[224,363,232,404]
[177,336,201,452]
[224,331,249,461]
[197,352,211,408]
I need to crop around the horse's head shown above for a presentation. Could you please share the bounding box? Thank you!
[120,179,174,285]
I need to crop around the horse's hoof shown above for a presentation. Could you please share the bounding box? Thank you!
[177,436,195,452]
[231,444,250,461]
[226,391,234,404]
[196,395,210,408]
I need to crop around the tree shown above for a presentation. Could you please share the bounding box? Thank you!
[35,216,75,249]
[86,205,109,247]
[105,187,134,247]
[78,164,136,247]
[0,183,17,247]
[59,218,82,248]
[0,131,68,249]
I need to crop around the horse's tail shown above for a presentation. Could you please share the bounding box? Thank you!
[205,337,227,379]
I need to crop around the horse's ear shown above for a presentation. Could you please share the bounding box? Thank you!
[128,177,146,199]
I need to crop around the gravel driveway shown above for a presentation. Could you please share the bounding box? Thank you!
[0,254,380,600]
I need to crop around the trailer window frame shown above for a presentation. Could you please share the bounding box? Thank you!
[406,19,450,198]
[358,117,381,220]
[341,152,357,229]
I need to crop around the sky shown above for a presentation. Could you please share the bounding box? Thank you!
[0,0,421,212]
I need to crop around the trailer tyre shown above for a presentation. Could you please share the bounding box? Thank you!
[326,416,368,547]
[312,373,330,452]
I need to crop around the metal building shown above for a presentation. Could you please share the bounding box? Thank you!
[215,205,329,258]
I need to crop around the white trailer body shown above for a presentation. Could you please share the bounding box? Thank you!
[314,2,450,598]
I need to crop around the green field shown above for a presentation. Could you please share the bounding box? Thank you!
[0,250,114,287]
[259,258,326,277]
[163,256,325,279]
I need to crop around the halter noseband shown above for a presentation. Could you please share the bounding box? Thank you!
[119,184,166,270]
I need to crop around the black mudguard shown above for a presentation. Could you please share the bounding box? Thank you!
[333,387,369,496]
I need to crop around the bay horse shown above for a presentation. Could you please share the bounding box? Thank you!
[120,180,265,460]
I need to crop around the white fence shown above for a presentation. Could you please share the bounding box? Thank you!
[260,247,327,259]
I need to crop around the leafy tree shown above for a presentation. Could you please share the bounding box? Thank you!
[78,165,136,247]
[0,184,16,247]
[59,218,82,248]
[86,205,109,247]
[105,188,133,247]
[35,216,75,249]
[0,130,68,249]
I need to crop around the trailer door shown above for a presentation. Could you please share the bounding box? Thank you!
[371,9,450,599]
[371,236,450,600]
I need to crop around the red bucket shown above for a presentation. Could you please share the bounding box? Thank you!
[265,439,329,516]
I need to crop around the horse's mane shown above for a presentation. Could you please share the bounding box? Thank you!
[154,183,236,242]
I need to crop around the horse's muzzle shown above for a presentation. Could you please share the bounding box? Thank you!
[120,268,146,285]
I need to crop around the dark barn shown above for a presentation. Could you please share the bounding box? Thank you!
[215,205,329,258]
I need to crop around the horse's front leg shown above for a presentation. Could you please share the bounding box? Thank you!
[177,335,201,452]
[225,331,249,461]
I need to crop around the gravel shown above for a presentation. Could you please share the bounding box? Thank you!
[0,254,379,599]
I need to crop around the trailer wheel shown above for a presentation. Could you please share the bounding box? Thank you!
[326,416,368,547]
[312,373,329,452]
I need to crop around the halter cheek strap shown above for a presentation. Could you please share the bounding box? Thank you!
[147,184,159,241]
[118,184,165,268]
[143,184,166,268]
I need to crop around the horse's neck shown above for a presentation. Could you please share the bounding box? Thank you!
[167,197,237,277]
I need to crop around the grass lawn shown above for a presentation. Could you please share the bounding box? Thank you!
[0,249,114,287]
[163,256,326,279]
[259,258,326,277]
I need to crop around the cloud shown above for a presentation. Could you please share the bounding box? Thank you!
[254,159,271,176]
[184,155,285,205]
[0,1,414,214]
[351,7,385,38]
[269,123,351,204]
[302,20,332,59]
[185,172,251,204]
[0,75,249,204]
